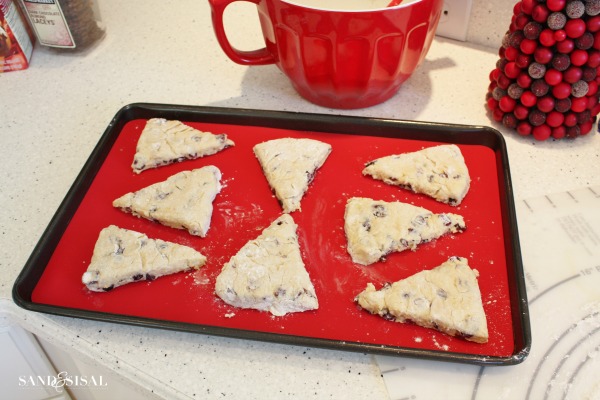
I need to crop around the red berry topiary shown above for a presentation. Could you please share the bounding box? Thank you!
[487,0,600,140]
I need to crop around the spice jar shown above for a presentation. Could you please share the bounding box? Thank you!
[19,0,104,51]
[1,0,34,72]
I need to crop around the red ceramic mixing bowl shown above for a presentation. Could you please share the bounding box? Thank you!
[209,0,443,109]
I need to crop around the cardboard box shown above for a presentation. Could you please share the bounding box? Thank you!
[1,0,34,73]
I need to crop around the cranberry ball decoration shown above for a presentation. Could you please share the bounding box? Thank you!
[486,0,600,140]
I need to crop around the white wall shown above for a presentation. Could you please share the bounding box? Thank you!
[466,0,516,48]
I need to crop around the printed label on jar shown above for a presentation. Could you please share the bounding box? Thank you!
[22,0,75,48]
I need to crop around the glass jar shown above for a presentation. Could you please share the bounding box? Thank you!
[19,0,104,51]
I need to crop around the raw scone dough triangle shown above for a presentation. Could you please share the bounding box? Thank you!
[363,144,471,206]
[132,118,234,173]
[215,214,319,316]
[344,197,466,265]
[355,256,488,343]
[113,166,222,237]
[253,138,332,213]
[82,225,206,292]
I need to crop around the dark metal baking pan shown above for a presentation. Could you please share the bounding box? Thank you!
[13,103,530,365]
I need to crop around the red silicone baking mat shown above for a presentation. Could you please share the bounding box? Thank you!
[13,103,530,365]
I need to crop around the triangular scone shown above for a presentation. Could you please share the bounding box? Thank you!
[253,138,332,213]
[215,214,319,316]
[132,118,234,173]
[363,144,471,206]
[82,225,206,292]
[344,197,466,265]
[113,166,222,237]
[355,256,488,343]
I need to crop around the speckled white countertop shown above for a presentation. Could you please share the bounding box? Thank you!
[2,0,600,399]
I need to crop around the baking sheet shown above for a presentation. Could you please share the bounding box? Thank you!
[12,103,530,365]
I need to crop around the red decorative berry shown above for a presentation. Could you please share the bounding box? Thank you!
[571,49,589,66]
[516,53,532,68]
[521,0,536,14]
[521,90,538,106]
[580,120,594,134]
[533,5,551,23]
[587,15,600,32]
[497,72,511,88]
[564,112,578,126]
[564,66,583,83]
[537,96,556,112]
[505,46,519,61]
[540,29,557,46]
[517,72,533,88]
[534,46,554,63]
[546,110,565,126]
[554,29,567,42]
[504,61,522,78]
[587,50,600,67]
[487,97,499,111]
[553,81,572,98]
[565,19,587,38]
[533,124,552,140]
[570,97,587,113]
[517,121,533,135]
[552,125,567,139]
[587,80,599,95]
[515,13,530,30]
[492,107,504,122]
[500,95,517,112]
[490,67,501,81]
[594,32,600,49]
[545,68,563,85]
[521,38,539,54]
[514,104,530,119]
[513,1,522,15]
[547,0,566,12]
[556,38,575,53]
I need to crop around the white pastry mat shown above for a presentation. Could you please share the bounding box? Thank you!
[376,185,600,399]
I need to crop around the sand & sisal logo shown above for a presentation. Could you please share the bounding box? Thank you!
[18,371,108,392]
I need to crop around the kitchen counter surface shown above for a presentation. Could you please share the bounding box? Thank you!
[2,1,600,399]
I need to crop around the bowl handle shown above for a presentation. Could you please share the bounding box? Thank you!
[209,0,276,65]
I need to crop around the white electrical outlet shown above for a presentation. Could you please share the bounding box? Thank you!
[435,0,473,42]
